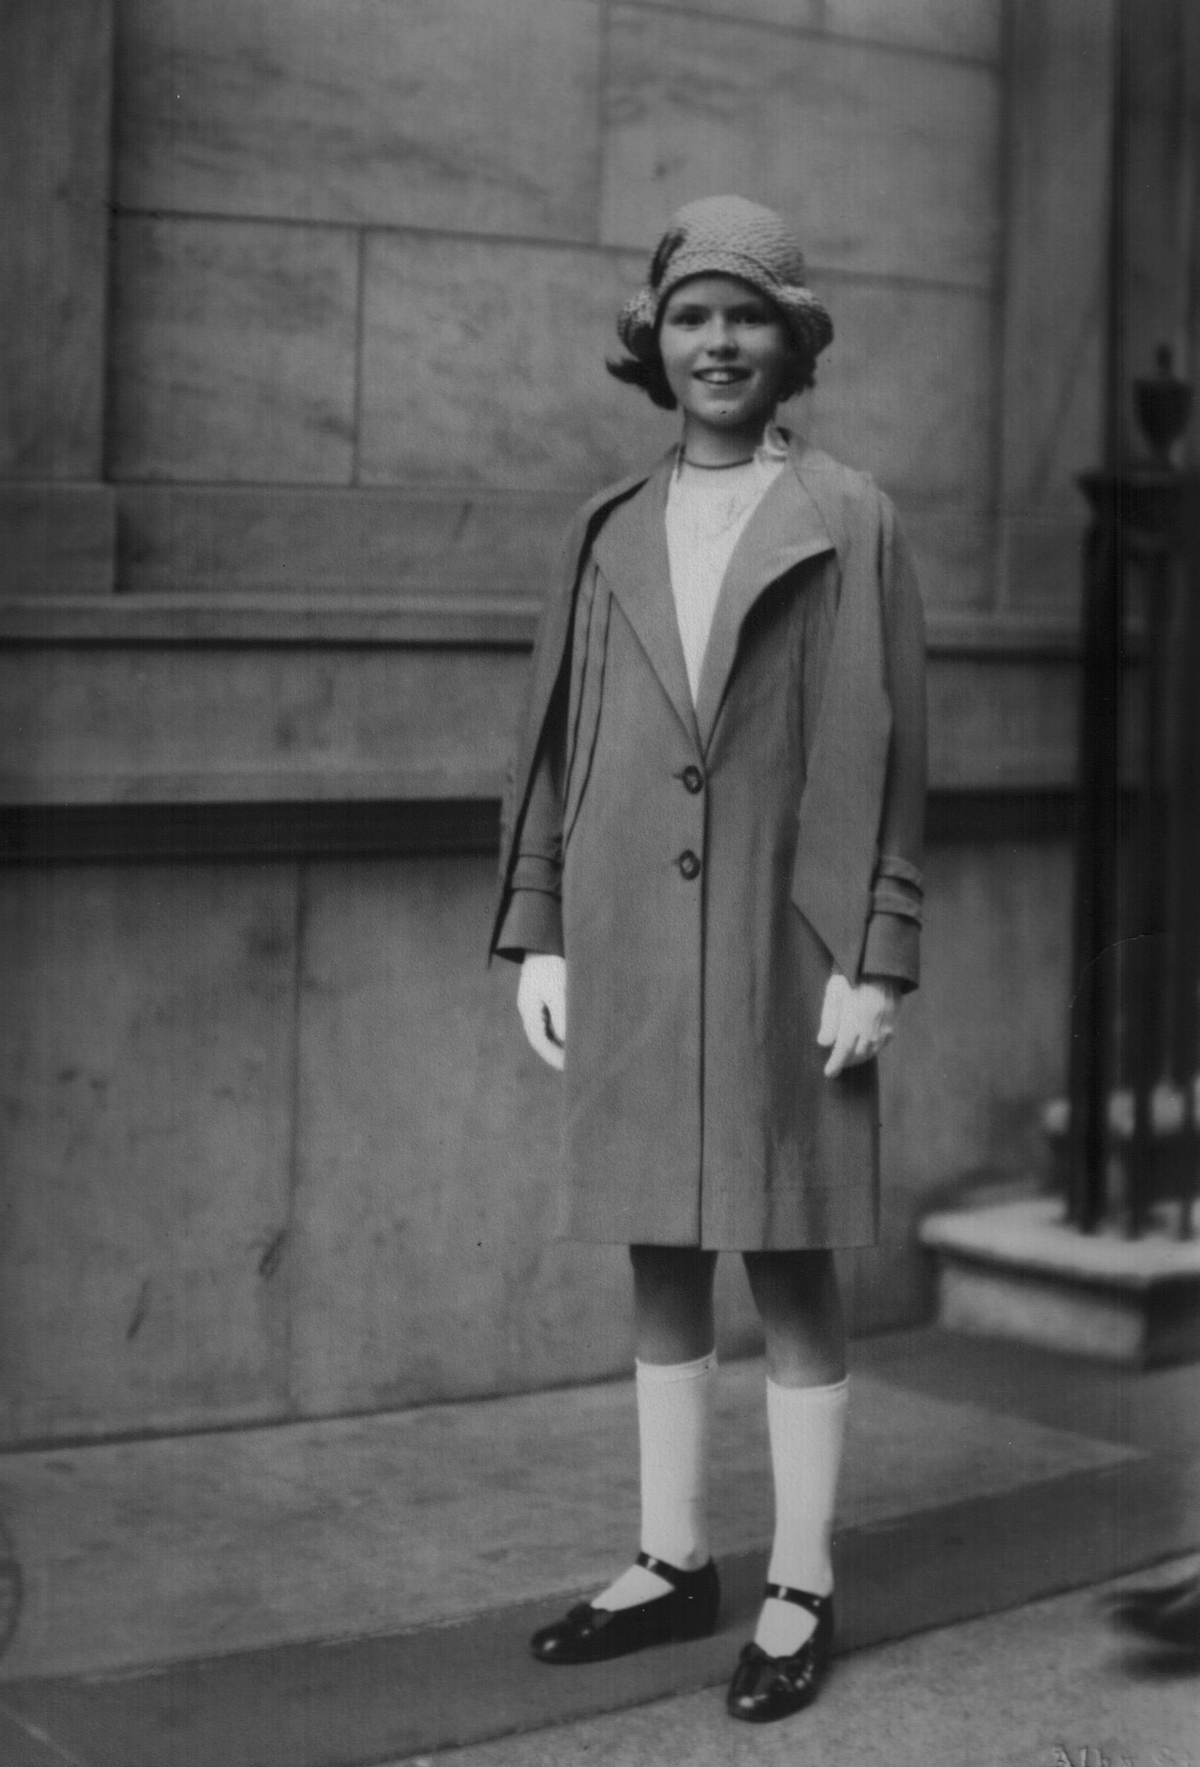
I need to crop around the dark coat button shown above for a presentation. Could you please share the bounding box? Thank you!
[681,765,704,794]
[678,850,701,880]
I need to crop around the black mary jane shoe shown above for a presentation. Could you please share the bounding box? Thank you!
[530,1552,720,1664]
[726,1584,834,1723]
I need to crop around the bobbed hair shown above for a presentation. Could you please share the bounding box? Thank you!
[606,348,680,410]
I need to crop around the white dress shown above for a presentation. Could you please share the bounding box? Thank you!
[664,424,788,701]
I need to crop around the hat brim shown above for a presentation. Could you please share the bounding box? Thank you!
[617,271,833,365]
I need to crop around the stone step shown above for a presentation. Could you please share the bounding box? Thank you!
[0,1328,1196,1764]
[921,1197,1200,1366]
[1,1451,1197,1767]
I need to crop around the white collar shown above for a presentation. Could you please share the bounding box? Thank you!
[674,421,790,479]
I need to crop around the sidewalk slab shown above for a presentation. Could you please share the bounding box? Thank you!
[857,1320,1200,1454]
[1,1327,1197,1766]
[0,1359,1135,1680]
[2,1452,1198,1767]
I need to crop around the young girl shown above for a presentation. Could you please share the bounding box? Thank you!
[490,196,926,1724]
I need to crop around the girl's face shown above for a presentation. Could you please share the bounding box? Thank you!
[658,276,797,443]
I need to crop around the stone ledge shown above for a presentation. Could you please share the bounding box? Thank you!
[0,791,1074,866]
[920,1198,1200,1367]
[0,592,541,647]
[0,596,1083,656]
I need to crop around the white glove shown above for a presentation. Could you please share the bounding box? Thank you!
[817,972,899,1078]
[517,954,567,1071]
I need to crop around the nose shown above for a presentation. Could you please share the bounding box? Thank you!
[700,317,737,356]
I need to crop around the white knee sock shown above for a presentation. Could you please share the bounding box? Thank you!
[754,1375,848,1655]
[593,1351,715,1611]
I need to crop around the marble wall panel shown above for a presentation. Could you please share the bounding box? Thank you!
[999,512,1089,617]
[615,0,1000,61]
[115,0,601,240]
[882,836,1072,1200]
[900,508,994,612]
[359,237,674,491]
[0,0,112,477]
[998,0,1114,526]
[927,654,1078,791]
[0,647,530,805]
[795,280,997,513]
[0,486,116,596]
[116,488,579,597]
[0,862,297,1443]
[109,218,358,484]
[600,5,1001,288]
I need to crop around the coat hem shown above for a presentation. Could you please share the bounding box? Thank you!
[552,1226,881,1252]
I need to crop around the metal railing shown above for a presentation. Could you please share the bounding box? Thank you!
[1062,350,1198,1237]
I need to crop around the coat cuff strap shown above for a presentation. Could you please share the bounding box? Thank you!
[511,852,563,895]
[861,910,920,990]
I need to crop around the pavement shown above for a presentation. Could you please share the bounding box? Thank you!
[395,1555,1200,1767]
[0,1324,1197,1766]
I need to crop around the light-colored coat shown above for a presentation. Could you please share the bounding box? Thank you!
[492,437,926,1250]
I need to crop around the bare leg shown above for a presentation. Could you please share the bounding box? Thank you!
[742,1248,845,1386]
[631,1243,719,1363]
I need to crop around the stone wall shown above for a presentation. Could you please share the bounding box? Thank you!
[100,0,1009,608]
[0,0,1121,1443]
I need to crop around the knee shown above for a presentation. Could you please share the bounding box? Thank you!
[743,1248,838,1313]
[745,1252,845,1384]
[630,1245,717,1362]
[630,1243,716,1296]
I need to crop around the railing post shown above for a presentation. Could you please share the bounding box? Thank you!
[1067,474,1124,1231]
[1067,349,1192,1235]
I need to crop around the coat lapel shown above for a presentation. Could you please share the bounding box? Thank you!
[693,451,835,751]
[592,456,699,745]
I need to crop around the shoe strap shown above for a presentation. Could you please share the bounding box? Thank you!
[636,1550,703,1587]
[764,1582,831,1619]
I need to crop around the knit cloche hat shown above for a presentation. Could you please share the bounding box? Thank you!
[617,195,833,364]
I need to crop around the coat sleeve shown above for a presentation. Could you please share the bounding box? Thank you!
[489,502,587,965]
[490,472,650,965]
[492,671,568,962]
[860,498,927,989]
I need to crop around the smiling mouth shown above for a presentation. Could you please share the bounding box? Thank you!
[694,368,749,385]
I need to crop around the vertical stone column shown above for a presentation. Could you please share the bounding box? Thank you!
[0,0,115,593]
[997,0,1118,612]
